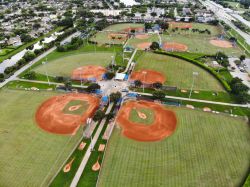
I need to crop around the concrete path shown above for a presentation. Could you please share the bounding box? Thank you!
[14,78,88,88]
[132,91,250,107]
[70,103,114,187]
[122,48,138,73]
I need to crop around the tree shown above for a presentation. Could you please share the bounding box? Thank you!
[23,51,36,61]
[87,83,100,92]
[240,55,246,62]
[153,90,166,100]
[64,80,72,91]
[93,110,105,121]
[153,82,163,89]
[24,71,36,80]
[109,92,121,103]
[236,92,250,104]
[230,77,249,94]
[0,73,4,82]
[150,42,160,50]
[105,72,115,80]
[134,80,142,88]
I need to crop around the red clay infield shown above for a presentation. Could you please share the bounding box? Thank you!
[117,100,177,142]
[209,39,233,48]
[163,42,188,52]
[137,42,152,50]
[71,65,106,81]
[35,93,100,135]
[169,22,192,29]
[124,27,144,33]
[130,69,166,84]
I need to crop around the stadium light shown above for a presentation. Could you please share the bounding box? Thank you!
[42,58,50,85]
[189,72,199,99]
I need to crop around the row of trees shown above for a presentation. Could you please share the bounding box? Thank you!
[57,37,83,52]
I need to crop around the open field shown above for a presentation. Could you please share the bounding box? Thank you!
[98,106,250,187]
[135,52,224,91]
[33,52,113,77]
[0,89,82,187]
[163,23,243,56]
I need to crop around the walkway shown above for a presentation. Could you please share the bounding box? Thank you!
[70,103,114,187]
[122,48,138,73]
[131,91,250,107]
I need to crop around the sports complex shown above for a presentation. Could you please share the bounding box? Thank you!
[0,22,249,187]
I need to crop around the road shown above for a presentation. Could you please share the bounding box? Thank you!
[201,0,250,46]
[0,31,80,89]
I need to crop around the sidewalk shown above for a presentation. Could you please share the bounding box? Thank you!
[70,103,114,187]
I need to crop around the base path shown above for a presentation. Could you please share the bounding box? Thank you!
[130,69,166,84]
[36,93,100,135]
[70,103,114,187]
[209,39,233,48]
[117,100,177,142]
[71,65,107,81]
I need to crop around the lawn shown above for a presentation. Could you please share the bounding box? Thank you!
[0,89,82,187]
[33,52,114,77]
[0,47,15,56]
[135,52,225,91]
[98,106,250,187]
[129,108,155,125]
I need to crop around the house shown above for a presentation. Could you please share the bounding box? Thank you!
[8,36,22,47]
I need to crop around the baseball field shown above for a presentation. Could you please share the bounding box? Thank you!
[134,52,224,91]
[91,23,144,45]
[0,89,83,187]
[162,23,243,55]
[33,52,113,78]
[98,102,250,186]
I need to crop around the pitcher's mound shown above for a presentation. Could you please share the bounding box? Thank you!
[117,100,177,142]
[35,93,100,135]
[71,65,107,81]
[163,42,188,52]
[130,69,165,84]
[210,40,233,48]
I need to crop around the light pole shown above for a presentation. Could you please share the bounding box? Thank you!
[189,72,199,99]
[42,59,50,85]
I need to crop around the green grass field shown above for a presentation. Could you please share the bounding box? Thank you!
[135,52,224,91]
[98,106,250,187]
[0,89,82,187]
[33,52,114,77]
[163,23,243,56]
[129,108,155,125]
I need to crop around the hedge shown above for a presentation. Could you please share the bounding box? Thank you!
[154,50,232,92]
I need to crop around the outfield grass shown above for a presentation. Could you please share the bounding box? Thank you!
[33,52,114,77]
[135,52,224,91]
[98,106,250,187]
[0,89,82,187]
